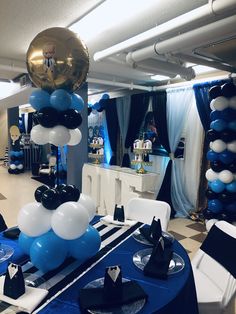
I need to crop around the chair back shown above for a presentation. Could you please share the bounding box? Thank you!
[192,220,236,308]
[125,198,171,231]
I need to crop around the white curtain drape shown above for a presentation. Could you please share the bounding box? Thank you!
[116,96,131,160]
[166,87,203,217]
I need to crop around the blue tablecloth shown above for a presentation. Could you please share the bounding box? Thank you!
[0,218,199,314]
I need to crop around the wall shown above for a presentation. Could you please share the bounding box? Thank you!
[0,109,8,159]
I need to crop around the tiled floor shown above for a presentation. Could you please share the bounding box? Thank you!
[0,164,205,259]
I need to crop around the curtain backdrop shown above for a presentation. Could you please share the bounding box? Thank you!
[125,93,150,165]
[167,86,201,217]
[116,95,131,167]
[105,98,119,165]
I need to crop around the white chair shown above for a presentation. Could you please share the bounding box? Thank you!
[39,156,57,176]
[191,220,236,314]
[125,197,171,231]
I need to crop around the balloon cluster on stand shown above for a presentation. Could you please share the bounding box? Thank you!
[8,150,24,174]
[18,185,100,272]
[204,82,236,225]
[16,27,101,272]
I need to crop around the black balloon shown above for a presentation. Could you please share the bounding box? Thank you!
[41,188,61,210]
[60,109,82,129]
[205,188,218,200]
[228,161,236,173]
[210,160,225,172]
[206,129,219,141]
[220,129,235,143]
[59,184,80,203]
[56,183,67,191]
[218,191,235,203]
[34,185,50,202]
[209,85,222,100]
[221,82,236,98]
[37,107,59,128]
[202,208,216,219]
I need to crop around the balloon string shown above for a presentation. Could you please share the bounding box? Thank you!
[56,146,59,187]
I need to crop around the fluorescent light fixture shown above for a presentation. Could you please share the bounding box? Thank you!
[151,74,171,81]
[69,0,157,42]
[192,65,218,74]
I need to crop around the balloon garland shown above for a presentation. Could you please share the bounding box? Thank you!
[17,27,101,272]
[204,82,236,225]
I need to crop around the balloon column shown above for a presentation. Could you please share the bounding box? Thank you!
[17,27,101,272]
[204,82,236,224]
[8,125,24,174]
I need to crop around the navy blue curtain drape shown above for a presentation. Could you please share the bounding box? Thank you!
[105,98,119,165]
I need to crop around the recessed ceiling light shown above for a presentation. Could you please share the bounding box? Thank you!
[151,74,171,81]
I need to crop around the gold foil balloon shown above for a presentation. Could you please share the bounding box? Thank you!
[26,27,89,92]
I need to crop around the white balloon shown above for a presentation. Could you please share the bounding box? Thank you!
[17,164,23,170]
[209,141,213,149]
[17,202,52,237]
[51,202,89,240]
[229,96,236,109]
[30,125,50,145]
[49,125,71,147]
[10,164,16,170]
[67,129,82,146]
[227,140,236,153]
[205,169,218,182]
[219,170,234,184]
[211,139,227,153]
[213,96,229,111]
[78,193,96,222]
[209,99,215,110]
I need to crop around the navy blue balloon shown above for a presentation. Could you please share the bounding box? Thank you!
[206,150,219,161]
[210,160,224,172]
[209,85,222,100]
[221,108,236,122]
[205,188,218,200]
[208,199,223,213]
[220,129,235,143]
[210,110,221,121]
[228,161,236,173]
[221,82,236,98]
[210,119,227,132]
[228,120,236,131]
[210,179,225,193]
[225,201,236,213]
[203,208,216,219]
[101,93,110,100]
[219,150,235,164]
[70,94,84,112]
[68,225,101,261]
[60,109,82,129]
[30,231,68,272]
[29,89,50,111]
[37,107,59,128]
[93,102,101,110]
[50,89,71,111]
[206,129,219,141]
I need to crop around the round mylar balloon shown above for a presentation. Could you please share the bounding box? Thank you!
[18,202,52,237]
[78,193,96,222]
[51,201,89,240]
[26,27,89,92]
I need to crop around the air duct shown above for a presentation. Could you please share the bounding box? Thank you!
[87,78,152,91]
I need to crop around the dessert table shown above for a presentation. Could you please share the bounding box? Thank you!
[0,217,199,314]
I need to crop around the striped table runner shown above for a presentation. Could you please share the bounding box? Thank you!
[0,220,142,313]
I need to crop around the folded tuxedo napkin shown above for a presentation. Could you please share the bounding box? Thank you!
[78,280,148,312]
[0,276,48,313]
[100,215,136,227]
[113,204,125,222]
[139,218,172,247]
[143,238,173,280]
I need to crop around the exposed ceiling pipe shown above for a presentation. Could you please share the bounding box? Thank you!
[175,53,236,73]
[135,59,195,80]
[87,78,152,91]
[154,15,236,55]
[93,0,236,62]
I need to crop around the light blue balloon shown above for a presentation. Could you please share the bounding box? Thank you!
[50,89,71,111]
[18,232,36,255]
[30,231,68,272]
[29,89,50,111]
[226,180,236,193]
[68,225,101,261]
[70,94,84,112]
[210,179,225,193]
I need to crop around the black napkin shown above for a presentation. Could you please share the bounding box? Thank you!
[143,238,173,280]
[78,265,148,313]
[113,204,125,222]
[139,217,172,247]
[3,227,20,239]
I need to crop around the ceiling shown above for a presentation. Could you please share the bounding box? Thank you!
[0,0,236,107]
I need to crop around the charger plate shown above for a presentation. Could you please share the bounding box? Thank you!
[84,277,146,314]
[133,249,185,275]
[132,230,174,246]
[0,244,14,263]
